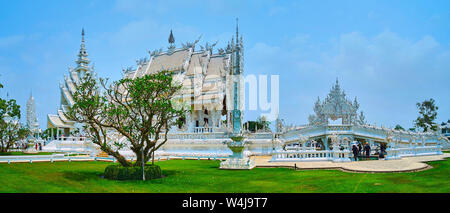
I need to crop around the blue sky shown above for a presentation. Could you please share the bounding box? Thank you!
[0,0,449,130]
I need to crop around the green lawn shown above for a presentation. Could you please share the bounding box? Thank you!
[0,159,449,193]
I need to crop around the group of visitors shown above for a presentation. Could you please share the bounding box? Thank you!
[351,142,372,161]
[35,143,42,151]
[352,142,387,161]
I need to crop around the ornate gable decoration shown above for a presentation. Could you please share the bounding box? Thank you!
[309,79,366,126]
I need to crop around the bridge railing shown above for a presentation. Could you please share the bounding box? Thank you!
[166,132,229,140]
[386,146,443,160]
[270,149,351,162]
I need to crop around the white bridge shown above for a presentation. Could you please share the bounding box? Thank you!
[271,123,446,162]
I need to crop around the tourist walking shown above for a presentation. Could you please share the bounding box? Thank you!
[352,144,358,161]
[358,143,362,157]
[364,143,371,160]
[379,144,385,159]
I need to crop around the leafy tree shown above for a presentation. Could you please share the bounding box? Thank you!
[394,124,405,131]
[41,128,57,139]
[0,84,29,152]
[414,98,439,132]
[243,121,261,132]
[257,116,271,131]
[244,116,271,132]
[66,70,184,167]
[0,120,29,152]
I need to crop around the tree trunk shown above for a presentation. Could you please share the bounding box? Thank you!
[112,152,131,167]
[0,141,5,153]
[133,149,143,167]
[103,147,132,167]
[151,148,155,165]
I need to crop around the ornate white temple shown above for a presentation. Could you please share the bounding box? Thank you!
[271,80,447,162]
[46,29,93,139]
[123,25,244,135]
[47,24,245,136]
[44,24,447,161]
[308,79,365,126]
[43,24,252,154]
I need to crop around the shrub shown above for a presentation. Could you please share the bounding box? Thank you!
[231,136,244,142]
[104,164,162,180]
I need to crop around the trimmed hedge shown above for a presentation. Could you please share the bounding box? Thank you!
[104,164,162,180]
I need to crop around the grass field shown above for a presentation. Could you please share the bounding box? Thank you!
[0,158,449,193]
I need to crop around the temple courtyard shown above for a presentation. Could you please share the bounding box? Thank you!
[256,153,450,173]
[0,152,449,193]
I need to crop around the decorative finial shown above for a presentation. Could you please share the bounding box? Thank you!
[76,28,90,69]
[236,18,239,46]
[168,29,175,44]
[82,28,85,41]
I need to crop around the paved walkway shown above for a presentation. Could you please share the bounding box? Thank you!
[252,153,450,173]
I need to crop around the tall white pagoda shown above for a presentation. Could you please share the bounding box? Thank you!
[47,29,94,138]
[26,92,40,133]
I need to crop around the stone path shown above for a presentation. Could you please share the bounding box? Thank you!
[252,153,450,173]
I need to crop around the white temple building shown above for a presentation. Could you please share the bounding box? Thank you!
[44,24,256,155]
[47,24,245,136]
[44,24,447,160]
[46,29,92,139]
[123,25,244,135]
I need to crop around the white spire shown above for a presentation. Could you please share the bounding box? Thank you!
[26,92,39,131]
[76,28,90,71]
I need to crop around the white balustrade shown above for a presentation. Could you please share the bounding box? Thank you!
[193,127,213,133]
[219,158,255,169]
[386,146,442,160]
[271,149,351,162]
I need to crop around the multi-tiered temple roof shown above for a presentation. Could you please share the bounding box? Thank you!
[309,79,365,125]
[47,29,94,131]
[124,35,242,112]
[123,25,244,133]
